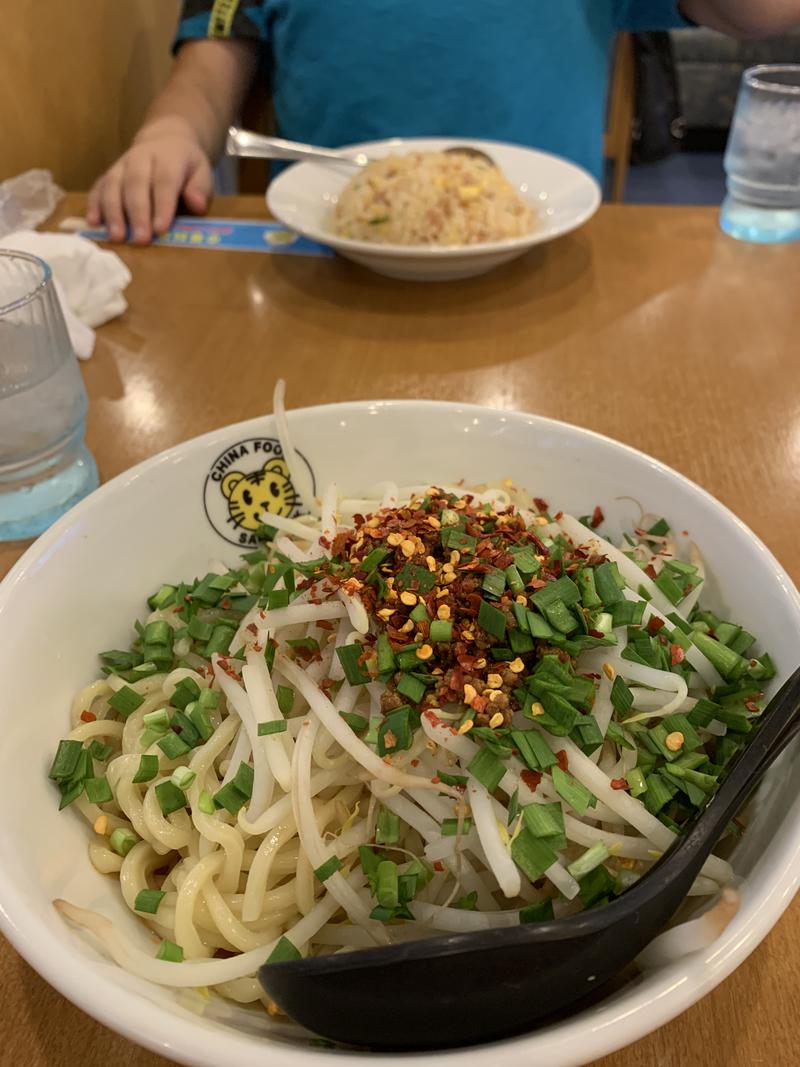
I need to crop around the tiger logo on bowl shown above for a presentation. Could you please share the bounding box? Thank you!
[221,458,298,532]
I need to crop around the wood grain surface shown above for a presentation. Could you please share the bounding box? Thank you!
[1,195,798,1066]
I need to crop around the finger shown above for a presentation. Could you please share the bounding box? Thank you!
[122,157,155,244]
[183,157,213,215]
[151,161,183,235]
[99,170,127,242]
[86,180,103,226]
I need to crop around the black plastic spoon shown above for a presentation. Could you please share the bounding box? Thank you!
[259,665,800,1050]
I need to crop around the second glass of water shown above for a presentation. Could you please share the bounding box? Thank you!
[721,65,800,243]
[0,250,99,541]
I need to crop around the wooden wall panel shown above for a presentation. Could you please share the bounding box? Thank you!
[0,1,181,190]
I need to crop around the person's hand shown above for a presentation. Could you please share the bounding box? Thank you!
[86,121,213,244]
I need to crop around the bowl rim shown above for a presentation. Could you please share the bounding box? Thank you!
[1,398,799,1067]
[266,136,602,258]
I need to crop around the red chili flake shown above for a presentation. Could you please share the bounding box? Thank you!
[433,861,445,872]
[647,617,665,635]
[319,536,331,549]
[529,577,547,590]
[472,695,488,714]
[521,769,542,792]
[431,776,441,785]
[745,699,761,713]
[671,644,686,666]
[533,497,549,513]
[555,749,569,772]
[80,710,96,723]
[682,530,689,536]
[588,629,604,639]
[410,759,420,768]
[316,619,334,631]
[644,564,658,580]
[174,605,185,614]
[554,511,564,521]
[246,623,258,635]
[253,643,263,652]
[590,505,604,529]
[610,778,630,791]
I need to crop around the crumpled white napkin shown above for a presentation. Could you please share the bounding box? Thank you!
[0,230,131,358]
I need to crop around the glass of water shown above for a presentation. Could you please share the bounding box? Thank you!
[721,65,800,243]
[0,250,99,541]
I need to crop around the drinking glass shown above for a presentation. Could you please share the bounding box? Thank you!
[0,250,98,541]
[721,65,800,243]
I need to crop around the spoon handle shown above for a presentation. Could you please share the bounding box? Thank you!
[225,126,365,166]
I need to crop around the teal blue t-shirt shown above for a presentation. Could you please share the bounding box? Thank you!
[176,1,689,179]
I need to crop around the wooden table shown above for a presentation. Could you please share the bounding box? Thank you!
[2,195,798,1066]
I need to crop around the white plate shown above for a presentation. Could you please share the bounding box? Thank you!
[267,137,601,280]
[1,401,799,1067]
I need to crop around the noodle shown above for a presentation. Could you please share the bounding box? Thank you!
[49,392,776,1010]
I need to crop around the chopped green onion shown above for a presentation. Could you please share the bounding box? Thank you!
[467,747,506,793]
[510,546,540,577]
[376,861,399,908]
[132,754,159,784]
[198,790,215,815]
[593,562,624,607]
[507,787,520,825]
[336,643,372,686]
[84,777,114,805]
[397,673,427,704]
[170,766,196,791]
[143,707,170,731]
[526,611,554,639]
[441,817,473,836]
[233,761,254,797]
[567,842,610,880]
[267,936,301,963]
[144,620,173,647]
[578,864,616,907]
[213,781,247,816]
[522,801,565,842]
[156,939,184,963]
[627,767,648,797]
[510,728,557,770]
[48,739,83,782]
[171,677,201,710]
[376,633,396,674]
[429,619,453,643]
[511,828,558,880]
[610,675,634,717]
[339,711,369,733]
[532,576,581,611]
[543,599,579,635]
[204,624,236,657]
[88,739,113,762]
[110,827,139,857]
[691,631,749,681]
[134,889,165,914]
[482,569,506,598]
[157,732,191,760]
[313,856,342,882]
[108,685,145,718]
[454,891,478,910]
[437,769,468,787]
[258,720,288,736]
[188,701,214,742]
[155,781,188,815]
[643,773,677,815]
[198,687,220,710]
[476,598,506,641]
[377,705,413,756]
[520,898,555,923]
[376,808,401,845]
[552,766,595,814]
[147,584,176,610]
[187,617,214,642]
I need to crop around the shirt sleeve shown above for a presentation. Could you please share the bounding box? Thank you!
[174,0,269,49]
[613,1,695,30]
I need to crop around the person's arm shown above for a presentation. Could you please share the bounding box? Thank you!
[87,39,257,244]
[680,0,800,34]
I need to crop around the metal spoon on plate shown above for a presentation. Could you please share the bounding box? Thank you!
[258,664,800,1050]
[226,126,496,168]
